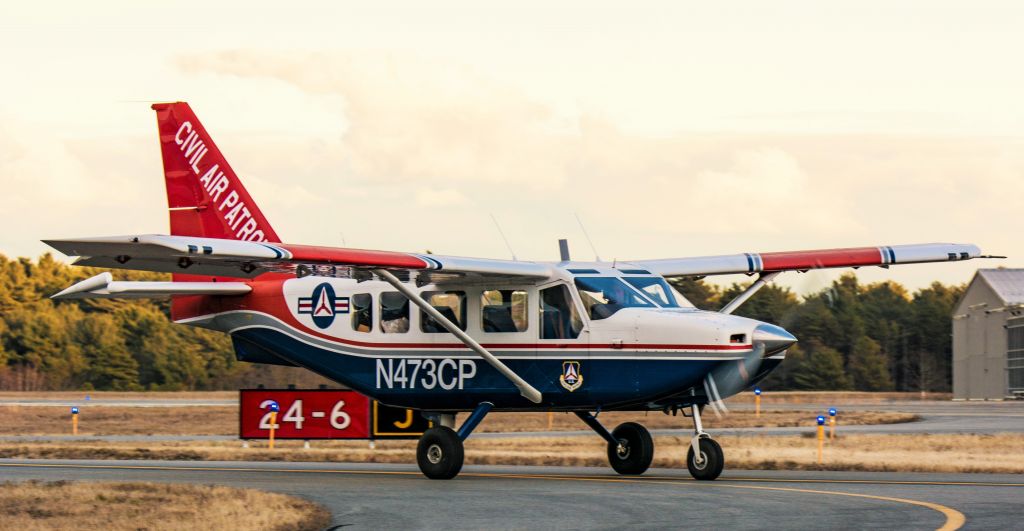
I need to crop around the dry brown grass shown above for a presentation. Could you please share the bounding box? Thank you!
[0,405,915,436]
[723,391,952,404]
[0,480,329,531]
[1,433,1021,474]
[0,391,237,400]
[0,406,237,435]
[478,410,916,432]
[0,390,949,403]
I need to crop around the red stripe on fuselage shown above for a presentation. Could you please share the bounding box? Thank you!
[759,246,882,271]
[191,278,750,352]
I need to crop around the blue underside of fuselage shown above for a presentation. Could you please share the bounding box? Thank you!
[231,328,749,412]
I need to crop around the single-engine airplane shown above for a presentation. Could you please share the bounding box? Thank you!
[45,102,995,480]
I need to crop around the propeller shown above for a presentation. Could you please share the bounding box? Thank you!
[703,323,796,416]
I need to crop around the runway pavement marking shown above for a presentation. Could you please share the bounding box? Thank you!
[0,461,1019,487]
[642,475,1024,487]
[445,472,967,531]
[0,462,969,530]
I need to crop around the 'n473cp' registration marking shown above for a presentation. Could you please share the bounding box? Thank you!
[375,358,477,390]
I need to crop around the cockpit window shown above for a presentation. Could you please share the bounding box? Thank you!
[623,277,679,308]
[574,277,654,320]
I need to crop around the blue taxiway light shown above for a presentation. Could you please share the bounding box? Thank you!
[71,407,79,415]
[829,408,837,416]
[816,415,825,425]
[268,401,280,412]
[754,387,762,395]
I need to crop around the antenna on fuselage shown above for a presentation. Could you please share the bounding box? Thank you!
[558,239,571,262]
[490,213,518,261]
[574,213,602,262]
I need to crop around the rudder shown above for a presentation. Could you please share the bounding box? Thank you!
[152,102,280,243]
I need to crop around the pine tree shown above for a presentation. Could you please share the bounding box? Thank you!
[667,278,720,309]
[790,339,852,390]
[848,336,894,391]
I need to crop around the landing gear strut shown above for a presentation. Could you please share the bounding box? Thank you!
[686,404,723,480]
[576,412,654,475]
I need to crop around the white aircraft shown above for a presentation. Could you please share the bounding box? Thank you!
[45,102,995,480]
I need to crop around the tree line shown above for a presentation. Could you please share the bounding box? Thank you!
[0,253,962,391]
[670,275,963,391]
[0,254,330,391]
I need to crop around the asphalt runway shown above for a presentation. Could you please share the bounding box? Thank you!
[1,459,1019,530]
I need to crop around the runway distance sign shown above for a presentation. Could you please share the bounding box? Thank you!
[239,389,428,440]
[372,401,432,438]
[239,389,370,440]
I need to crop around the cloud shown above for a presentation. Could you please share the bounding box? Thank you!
[177,51,574,191]
[1,48,1019,295]
[415,187,470,207]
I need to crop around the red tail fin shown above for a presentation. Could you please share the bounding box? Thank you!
[152,102,280,243]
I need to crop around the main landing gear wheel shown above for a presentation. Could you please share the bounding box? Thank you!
[417,426,464,480]
[686,437,724,481]
[607,422,654,475]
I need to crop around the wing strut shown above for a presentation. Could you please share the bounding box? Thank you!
[719,272,781,315]
[373,269,543,404]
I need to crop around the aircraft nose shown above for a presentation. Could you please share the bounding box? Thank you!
[752,323,797,355]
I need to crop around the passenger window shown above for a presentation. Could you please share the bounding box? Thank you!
[540,285,583,340]
[482,290,529,333]
[420,291,467,333]
[380,292,409,333]
[351,293,372,333]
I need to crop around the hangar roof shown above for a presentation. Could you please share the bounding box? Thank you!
[977,268,1024,305]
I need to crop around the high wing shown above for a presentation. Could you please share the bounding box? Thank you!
[630,243,989,278]
[43,234,553,284]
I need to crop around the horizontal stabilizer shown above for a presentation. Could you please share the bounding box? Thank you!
[51,272,251,300]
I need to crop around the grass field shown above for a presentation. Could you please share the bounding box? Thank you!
[0,390,947,403]
[0,406,915,435]
[0,433,1020,474]
[0,480,329,530]
[1,391,1014,475]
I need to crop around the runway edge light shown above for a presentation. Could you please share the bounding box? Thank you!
[816,415,825,464]
[268,401,280,450]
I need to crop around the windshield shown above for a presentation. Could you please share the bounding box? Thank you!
[574,277,654,320]
[623,277,680,308]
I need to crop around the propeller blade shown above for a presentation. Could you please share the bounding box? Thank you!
[704,324,796,412]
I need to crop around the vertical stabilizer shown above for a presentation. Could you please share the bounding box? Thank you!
[152,102,280,243]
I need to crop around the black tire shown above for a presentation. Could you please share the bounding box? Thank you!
[607,422,654,475]
[686,437,724,480]
[416,426,464,479]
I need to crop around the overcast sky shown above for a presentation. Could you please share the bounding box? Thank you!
[2,2,1021,294]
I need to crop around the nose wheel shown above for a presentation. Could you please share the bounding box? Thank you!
[685,404,724,480]
[686,437,723,480]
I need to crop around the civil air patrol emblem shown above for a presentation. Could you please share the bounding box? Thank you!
[298,283,349,329]
[560,361,583,392]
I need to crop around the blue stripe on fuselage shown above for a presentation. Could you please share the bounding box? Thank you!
[232,327,724,411]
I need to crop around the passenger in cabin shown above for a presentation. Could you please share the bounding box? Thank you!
[351,294,372,333]
[380,292,410,333]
